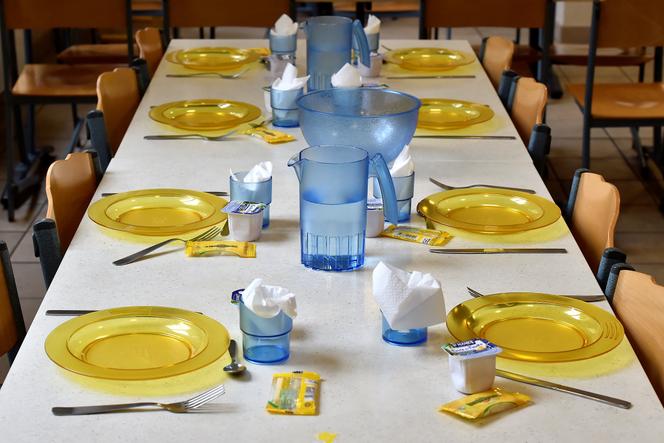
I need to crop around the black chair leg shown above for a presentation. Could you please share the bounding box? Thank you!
[3,104,16,221]
[582,123,591,169]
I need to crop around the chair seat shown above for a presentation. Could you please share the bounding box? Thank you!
[12,64,118,98]
[568,82,664,120]
[57,43,137,64]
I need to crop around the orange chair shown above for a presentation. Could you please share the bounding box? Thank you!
[565,169,620,273]
[96,68,141,156]
[0,0,132,221]
[136,27,163,77]
[163,0,293,40]
[0,241,26,366]
[566,0,664,168]
[508,76,548,145]
[479,36,515,90]
[607,267,664,405]
[44,153,99,253]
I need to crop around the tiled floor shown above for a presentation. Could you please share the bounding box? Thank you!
[1,18,663,375]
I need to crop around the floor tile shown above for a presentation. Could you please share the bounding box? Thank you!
[12,262,46,300]
[549,157,638,180]
[617,205,664,233]
[0,199,46,233]
[615,232,664,263]
[11,231,39,263]
[611,180,658,206]
[0,232,24,253]
[0,357,8,383]
[19,297,44,331]
[548,137,620,159]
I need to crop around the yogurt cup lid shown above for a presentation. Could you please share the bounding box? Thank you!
[367,198,383,211]
[222,200,266,215]
[442,339,502,360]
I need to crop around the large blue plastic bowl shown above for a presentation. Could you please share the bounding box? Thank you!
[296,88,421,163]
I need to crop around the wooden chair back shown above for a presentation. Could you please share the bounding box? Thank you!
[481,36,515,89]
[420,0,548,37]
[96,68,140,155]
[45,153,98,252]
[136,27,163,78]
[612,269,664,404]
[510,76,548,144]
[571,171,620,272]
[2,0,130,29]
[165,0,291,29]
[0,241,25,359]
[594,0,664,48]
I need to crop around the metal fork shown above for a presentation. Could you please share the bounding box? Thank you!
[113,226,222,266]
[143,130,237,141]
[467,287,606,303]
[429,177,536,194]
[52,384,225,415]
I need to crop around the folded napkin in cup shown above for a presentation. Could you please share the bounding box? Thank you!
[272,63,309,91]
[364,14,381,35]
[389,145,414,177]
[231,161,272,183]
[373,261,445,330]
[331,63,362,88]
[242,278,297,318]
[270,14,298,36]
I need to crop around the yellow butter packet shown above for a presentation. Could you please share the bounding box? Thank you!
[185,240,256,258]
[243,126,296,144]
[440,388,530,420]
[380,225,452,246]
[266,371,321,416]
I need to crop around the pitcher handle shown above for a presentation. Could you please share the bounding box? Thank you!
[371,154,399,225]
[352,19,371,69]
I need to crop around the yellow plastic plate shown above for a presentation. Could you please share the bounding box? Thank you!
[149,99,262,132]
[447,293,624,362]
[88,189,228,236]
[45,306,230,380]
[417,188,561,234]
[166,47,260,71]
[385,47,475,71]
[418,99,495,130]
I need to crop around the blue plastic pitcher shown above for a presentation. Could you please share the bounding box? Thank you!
[288,145,398,272]
[305,16,371,91]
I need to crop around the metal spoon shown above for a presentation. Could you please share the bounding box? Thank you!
[223,340,247,375]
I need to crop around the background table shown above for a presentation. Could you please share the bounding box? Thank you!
[0,40,662,442]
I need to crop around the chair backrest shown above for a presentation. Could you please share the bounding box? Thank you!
[2,0,130,30]
[96,67,141,155]
[527,123,551,178]
[45,152,98,253]
[568,170,620,272]
[509,76,548,144]
[611,269,664,404]
[420,0,548,38]
[480,36,515,90]
[0,240,25,361]
[164,0,291,29]
[593,0,664,49]
[136,27,163,78]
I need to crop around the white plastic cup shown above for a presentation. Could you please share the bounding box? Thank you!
[358,53,383,78]
[228,212,262,242]
[366,200,384,238]
[448,353,498,394]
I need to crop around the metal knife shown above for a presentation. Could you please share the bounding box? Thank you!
[430,248,567,254]
[386,75,476,79]
[496,369,632,409]
[101,191,228,197]
[413,135,517,140]
[46,309,203,316]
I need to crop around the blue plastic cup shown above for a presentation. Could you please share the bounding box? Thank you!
[233,289,293,364]
[381,312,427,346]
[353,32,380,58]
[269,33,297,57]
[229,172,272,228]
[374,172,415,222]
[270,87,303,128]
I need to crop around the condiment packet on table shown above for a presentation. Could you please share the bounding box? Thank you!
[373,261,445,330]
[272,64,309,91]
[439,388,531,420]
[270,14,298,36]
[331,63,362,88]
[185,240,256,258]
[389,145,414,177]
[242,278,297,318]
[364,14,381,34]
[222,200,266,215]
[380,225,452,246]
[266,371,320,415]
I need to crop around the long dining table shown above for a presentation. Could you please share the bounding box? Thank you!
[1,39,663,442]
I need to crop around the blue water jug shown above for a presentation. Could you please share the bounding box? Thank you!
[304,16,370,91]
[288,145,398,272]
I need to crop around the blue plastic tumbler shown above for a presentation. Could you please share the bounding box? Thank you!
[381,312,427,346]
[374,172,415,222]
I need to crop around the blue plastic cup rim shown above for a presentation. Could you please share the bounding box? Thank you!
[296,89,422,119]
[298,145,368,165]
[240,329,292,339]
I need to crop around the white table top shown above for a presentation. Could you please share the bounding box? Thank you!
[1,39,662,442]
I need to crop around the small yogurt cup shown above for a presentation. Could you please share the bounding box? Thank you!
[223,201,266,242]
[366,198,385,238]
[443,339,502,394]
[358,53,383,78]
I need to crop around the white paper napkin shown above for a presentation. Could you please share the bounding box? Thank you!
[272,63,309,91]
[242,278,297,318]
[373,261,445,330]
[364,14,381,34]
[270,14,298,36]
[331,63,362,88]
[236,161,272,183]
[389,145,414,177]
